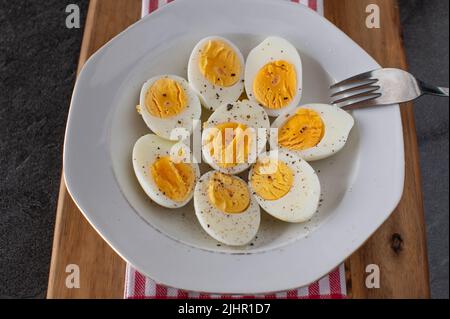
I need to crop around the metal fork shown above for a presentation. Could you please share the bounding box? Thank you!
[330,68,449,110]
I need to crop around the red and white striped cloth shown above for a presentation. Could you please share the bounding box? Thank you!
[125,0,346,299]
[125,264,346,299]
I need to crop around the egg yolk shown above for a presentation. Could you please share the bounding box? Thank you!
[199,40,241,87]
[253,60,297,109]
[208,172,250,214]
[250,159,294,201]
[151,156,195,202]
[145,78,187,118]
[278,108,325,150]
[206,122,251,168]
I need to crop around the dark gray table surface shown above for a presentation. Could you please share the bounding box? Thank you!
[0,0,448,298]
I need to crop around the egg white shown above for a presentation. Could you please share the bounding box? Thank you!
[270,103,355,161]
[245,36,303,117]
[201,100,270,175]
[188,36,245,111]
[194,171,261,246]
[132,134,200,208]
[139,75,201,141]
[248,149,320,223]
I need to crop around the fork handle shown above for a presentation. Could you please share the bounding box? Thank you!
[419,80,449,97]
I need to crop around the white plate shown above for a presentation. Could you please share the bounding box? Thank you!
[64,0,404,294]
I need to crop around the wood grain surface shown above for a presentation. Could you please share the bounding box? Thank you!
[47,0,430,299]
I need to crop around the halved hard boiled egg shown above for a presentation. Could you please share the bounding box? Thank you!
[248,149,320,223]
[245,37,302,117]
[270,103,354,161]
[139,75,201,140]
[194,171,260,246]
[133,134,200,208]
[202,100,270,175]
[188,36,245,111]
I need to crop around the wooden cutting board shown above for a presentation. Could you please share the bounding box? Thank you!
[47,0,430,298]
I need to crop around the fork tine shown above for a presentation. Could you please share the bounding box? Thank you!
[332,92,382,109]
[331,83,380,98]
[330,70,377,90]
[339,94,383,110]
[331,85,381,104]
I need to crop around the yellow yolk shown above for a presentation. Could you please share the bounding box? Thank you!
[151,156,195,202]
[145,78,187,118]
[253,60,297,109]
[208,172,250,214]
[278,108,325,150]
[250,159,294,200]
[199,40,241,87]
[206,122,251,168]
